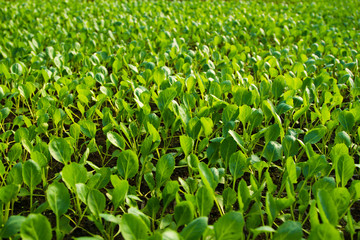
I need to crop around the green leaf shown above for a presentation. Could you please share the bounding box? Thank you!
[251,226,276,239]
[7,163,23,185]
[228,130,246,152]
[155,154,175,188]
[198,162,217,191]
[308,224,341,240]
[266,192,277,225]
[223,187,237,211]
[286,157,298,184]
[0,184,19,204]
[282,135,299,158]
[162,229,181,240]
[273,221,303,240]
[107,131,126,150]
[162,181,179,213]
[305,154,328,179]
[180,135,193,157]
[110,175,128,210]
[46,182,70,217]
[174,201,195,227]
[331,187,350,217]
[349,180,360,200]
[238,179,251,213]
[23,160,41,189]
[186,117,202,140]
[338,111,355,132]
[11,63,23,76]
[61,162,88,190]
[30,151,48,168]
[304,126,327,144]
[79,120,96,139]
[229,151,247,181]
[220,137,237,167]
[158,88,177,112]
[196,186,214,216]
[49,138,73,164]
[120,213,150,240]
[214,211,244,240]
[336,154,355,187]
[20,214,52,240]
[0,215,26,238]
[153,68,165,86]
[222,105,239,124]
[117,150,139,180]
[334,131,351,149]
[8,143,22,163]
[312,177,336,198]
[200,117,213,137]
[143,197,160,219]
[265,170,277,194]
[87,189,106,218]
[75,183,89,204]
[0,63,11,79]
[180,217,208,240]
[264,124,281,144]
[317,189,338,226]
[263,141,283,162]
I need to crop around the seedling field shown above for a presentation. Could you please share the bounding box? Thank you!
[0,0,360,239]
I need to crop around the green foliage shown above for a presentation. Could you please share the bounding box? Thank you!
[0,0,359,238]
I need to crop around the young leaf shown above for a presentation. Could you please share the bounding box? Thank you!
[331,187,350,217]
[180,135,193,157]
[229,151,247,182]
[110,175,129,210]
[220,137,237,167]
[273,221,303,240]
[87,189,106,218]
[143,197,160,219]
[338,111,355,132]
[336,154,355,187]
[0,184,19,204]
[75,183,89,204]
[214,211,245,240]
[223,187,237,211]
[349,180,360,200]
[180,217,208,240]
[238,179,251,213]
[23,160,41,189]
[286,157,298,184]
[174,201,195,227]
[20,214,52,240]
[0,216,26,239]
[308,223,341,240]
[263,141,283,162]
[198,162,217,190]
[117,150,139,180]
[162,181,179,213]
[228,130,246,152]
[304,154,328,179]
[282,135,299,158]
[316,189,338,226]
[49,138,73,164]
[61,162,88,190]
[155,154,175,188]
[79,120,97,138]
[304,126,327,144]
[120,213,150,240]
[157,88,177,112]
[46,182,70,217]
[107,131,126,150]
[196,186,214,216]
